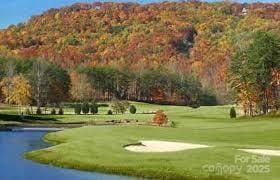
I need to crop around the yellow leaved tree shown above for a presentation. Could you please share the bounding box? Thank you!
[1,75,32,113]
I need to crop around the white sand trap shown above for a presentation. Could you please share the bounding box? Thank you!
[239,149,280,156]
[124,140,211,152]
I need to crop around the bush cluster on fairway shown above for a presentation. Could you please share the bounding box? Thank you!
[129,105,137,114]
[107,109,113,115]
[90,103,98,114]
[230,107,236,118]
[51,109,56,115]
[74,103,82,114]
[36,108,42,115]
[82,102,90,114]
[58,108,64,115]
[74,102,99,115]
[153,110,168,126]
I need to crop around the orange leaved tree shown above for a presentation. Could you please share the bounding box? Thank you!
[153,110,168,126]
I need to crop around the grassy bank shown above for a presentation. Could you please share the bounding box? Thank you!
[2,103,280,179]
[0,102,156,123]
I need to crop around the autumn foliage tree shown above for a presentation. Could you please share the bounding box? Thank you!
[70,72,93,102]
[229,31,280,116]
[29,58,70,107]
[0,75,32,113]
[153,110,168,126]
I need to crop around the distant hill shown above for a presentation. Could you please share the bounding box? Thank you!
[0,2,279,102]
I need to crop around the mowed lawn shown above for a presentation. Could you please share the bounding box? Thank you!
[1,103,280,179]
[0,102,157,123]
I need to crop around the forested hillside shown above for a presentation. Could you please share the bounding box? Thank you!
[0,2,279,104]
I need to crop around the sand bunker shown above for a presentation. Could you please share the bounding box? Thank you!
[239,149,280,156]
[124,140,211,152]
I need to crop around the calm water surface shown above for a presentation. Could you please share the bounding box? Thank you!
[0,131,134,180]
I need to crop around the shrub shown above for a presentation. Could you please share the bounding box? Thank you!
[107,109,113,115]
[25,108,31,115]
[189,101,200,109]
[129,105,137,114]
[153,110,168,126]
[230,107,236,118]
[58,108,64,115]
[171,121,177,128]
[36,108,42,115]
[111,99,130,114]
[51,108,56,115]
[82,102,90,114]
[74,103,82,115]
[90,102,98,114]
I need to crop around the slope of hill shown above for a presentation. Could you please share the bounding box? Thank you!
[0,2,279,103]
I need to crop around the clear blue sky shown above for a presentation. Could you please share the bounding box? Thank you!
[0,0,279,29]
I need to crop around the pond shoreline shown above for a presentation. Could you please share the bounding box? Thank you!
[0,118,167,131]
[1,130,134,180]
[0,123,85,131]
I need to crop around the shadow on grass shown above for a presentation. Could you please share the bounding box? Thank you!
[0,114,57,122]
[237,114,280,121]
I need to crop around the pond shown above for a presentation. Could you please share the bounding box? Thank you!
[0,131,135,180]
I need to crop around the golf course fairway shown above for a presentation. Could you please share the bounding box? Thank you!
[24,103,280,180]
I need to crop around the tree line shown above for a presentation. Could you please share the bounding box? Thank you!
[72,66,217,106]
[0,57,217,108]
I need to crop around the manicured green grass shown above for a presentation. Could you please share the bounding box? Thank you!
[0,120,20,125]
[2,103,280,179]
[0,102,157,123]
